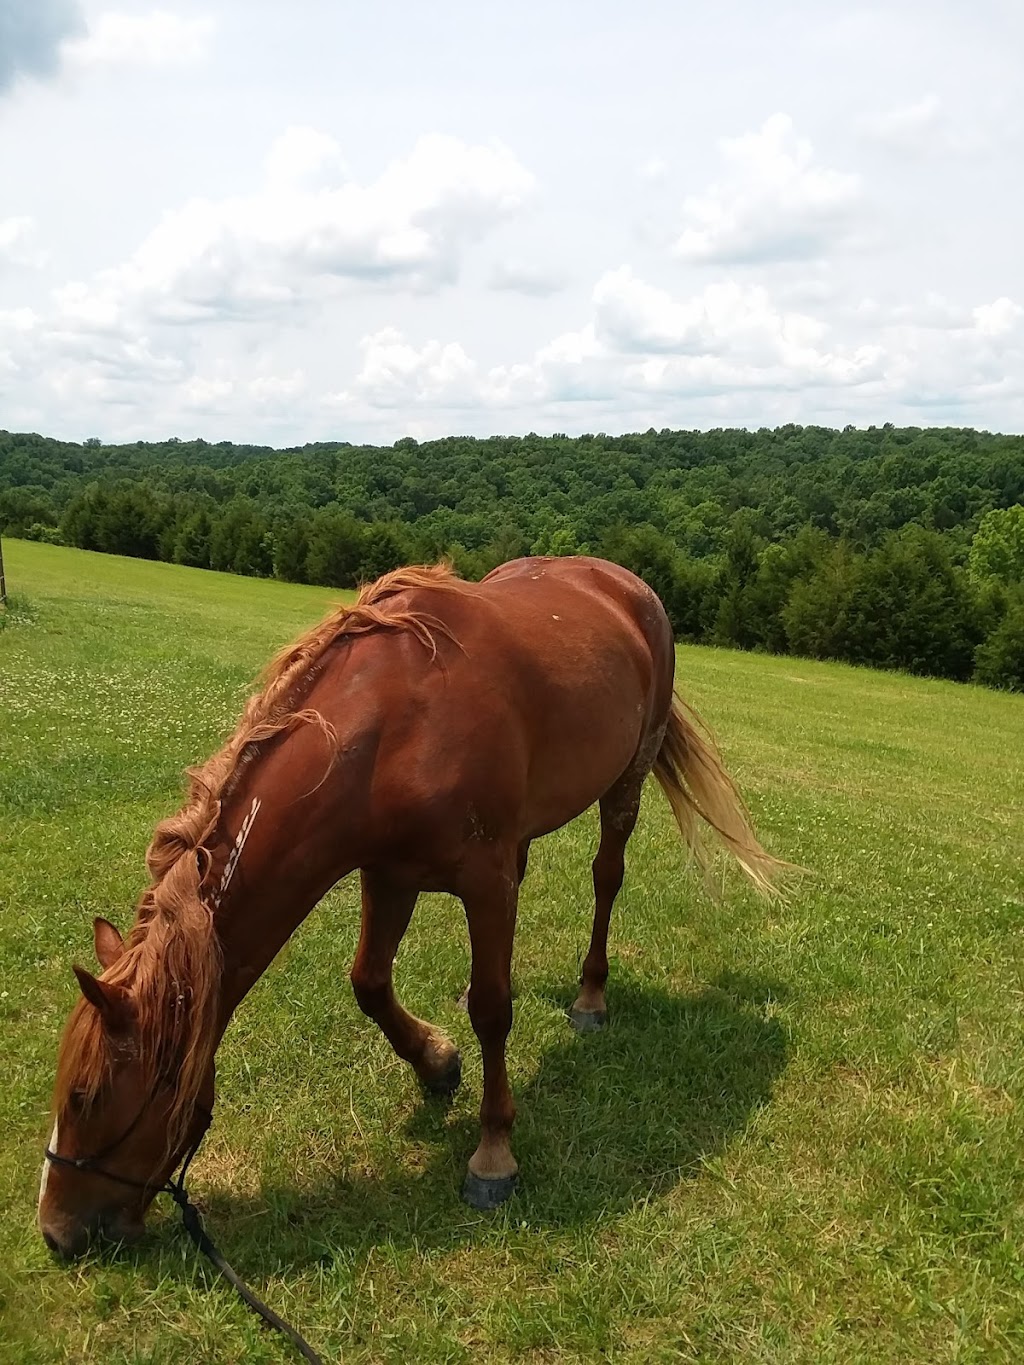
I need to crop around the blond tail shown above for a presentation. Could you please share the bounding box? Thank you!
[653,693,790,898]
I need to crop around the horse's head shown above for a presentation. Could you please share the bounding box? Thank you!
[39,916,214,1260]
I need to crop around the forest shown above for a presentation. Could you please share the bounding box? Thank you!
[2,424,1022,689]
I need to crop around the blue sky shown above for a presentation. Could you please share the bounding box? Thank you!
[1,0,1022,444]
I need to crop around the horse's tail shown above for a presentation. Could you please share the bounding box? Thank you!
[653,693,789,898]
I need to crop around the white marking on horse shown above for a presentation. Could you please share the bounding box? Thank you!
[38,1121,58,1212]
[213,797,262,907]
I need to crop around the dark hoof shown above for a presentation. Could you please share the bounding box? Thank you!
[423,1051,462,1096]
[462,1170,519,1211]
[569,1007,608,1034]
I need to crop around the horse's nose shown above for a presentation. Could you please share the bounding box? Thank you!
[40,1220,89,1260]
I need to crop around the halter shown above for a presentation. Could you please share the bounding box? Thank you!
[43,1102,322,1364]
[44,1089,203,1195]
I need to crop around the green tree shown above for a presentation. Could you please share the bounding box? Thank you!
[974,597,1024,690]
[783,542,863,661]
[306,508,365,588]
[843,529,980,680]
[969,506,1024,585]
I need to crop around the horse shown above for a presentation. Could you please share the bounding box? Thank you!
[39,555,785,1258]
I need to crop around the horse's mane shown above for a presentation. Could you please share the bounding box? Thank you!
[55,563,464,1147]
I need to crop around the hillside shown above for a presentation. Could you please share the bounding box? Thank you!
[2,425,1023,688]
[2,540,1023,1361]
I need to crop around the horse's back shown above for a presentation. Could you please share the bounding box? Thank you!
[387,557,677,844]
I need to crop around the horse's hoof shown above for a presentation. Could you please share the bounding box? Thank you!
[423,1051,462,1096]
[462,1170,519,1211]
[569,1007,608,1034]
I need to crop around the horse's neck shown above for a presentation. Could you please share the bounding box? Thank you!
[205,728,364,1029]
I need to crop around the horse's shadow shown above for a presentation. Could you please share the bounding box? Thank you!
[139,970,788,1276]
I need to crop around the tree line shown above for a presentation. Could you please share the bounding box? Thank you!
[1,424,1022,690]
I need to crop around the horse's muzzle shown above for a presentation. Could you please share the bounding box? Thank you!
[40,1210,145,1261]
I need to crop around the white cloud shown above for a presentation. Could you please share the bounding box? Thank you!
[586,267,883,395]
[49,131,536,337]
[0,216,47,269]
[247,370,306,405]
[345,327,480,407]
[637,154,669,181]
[176,370,308,414]
[674,113,861,264]
[327,325,548,413]
[0,306,38,332]
[593,267,833,364]
[264,126,348,192]
[181,374,233,409]
[973,297,1024,338]
[332,269,890,419]
[62,9,215,69]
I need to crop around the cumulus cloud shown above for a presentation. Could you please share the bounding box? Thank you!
[590,267,876,380]
[62,9,216,69]
[329,328,536,411]
[573,267,884,396]
[674,113,861,264]
[0,131,536,435]
[973,297,1024,337]
[0,0,83,93]
[49,131,536,336]
[331,269,891,420]
[177,369,307,414]
[343,328,480,407]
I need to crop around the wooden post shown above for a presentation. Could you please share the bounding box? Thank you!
[0,533,6,606]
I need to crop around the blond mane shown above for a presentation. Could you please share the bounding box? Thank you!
[55,563,464,1147]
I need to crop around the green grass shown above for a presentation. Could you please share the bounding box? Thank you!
[2,538,1023,1363]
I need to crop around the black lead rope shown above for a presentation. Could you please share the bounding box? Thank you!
[46,1117,324,1365]
[167,1178,324,1365]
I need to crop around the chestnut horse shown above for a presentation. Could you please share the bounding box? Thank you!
[40,556,784,1257]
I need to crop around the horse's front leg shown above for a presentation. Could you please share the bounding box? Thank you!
[459,850,520,1210]
[350,868,462,1094]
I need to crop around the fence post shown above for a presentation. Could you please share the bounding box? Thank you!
[0,533,6,606]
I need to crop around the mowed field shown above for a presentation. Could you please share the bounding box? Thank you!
[1,538,1022,1364]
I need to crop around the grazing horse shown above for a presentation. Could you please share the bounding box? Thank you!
[39,556,784,1257]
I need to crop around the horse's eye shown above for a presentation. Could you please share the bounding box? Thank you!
[67,1089,88,1113]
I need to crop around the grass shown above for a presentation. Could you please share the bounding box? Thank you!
[1,537,1023,1363]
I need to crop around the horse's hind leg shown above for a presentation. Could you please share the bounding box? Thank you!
[570,775,643,1032]
[351,868,462,1095]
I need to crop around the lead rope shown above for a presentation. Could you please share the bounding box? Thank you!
[45,1110,324,1362]
[166,1133,325,1365]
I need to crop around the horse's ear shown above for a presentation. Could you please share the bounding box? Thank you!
[93,917,124,970]
[73,965,132,1032]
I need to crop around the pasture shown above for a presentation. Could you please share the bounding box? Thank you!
[1,538,1022,1363]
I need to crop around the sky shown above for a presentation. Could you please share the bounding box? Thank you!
[1,0,1023,446]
